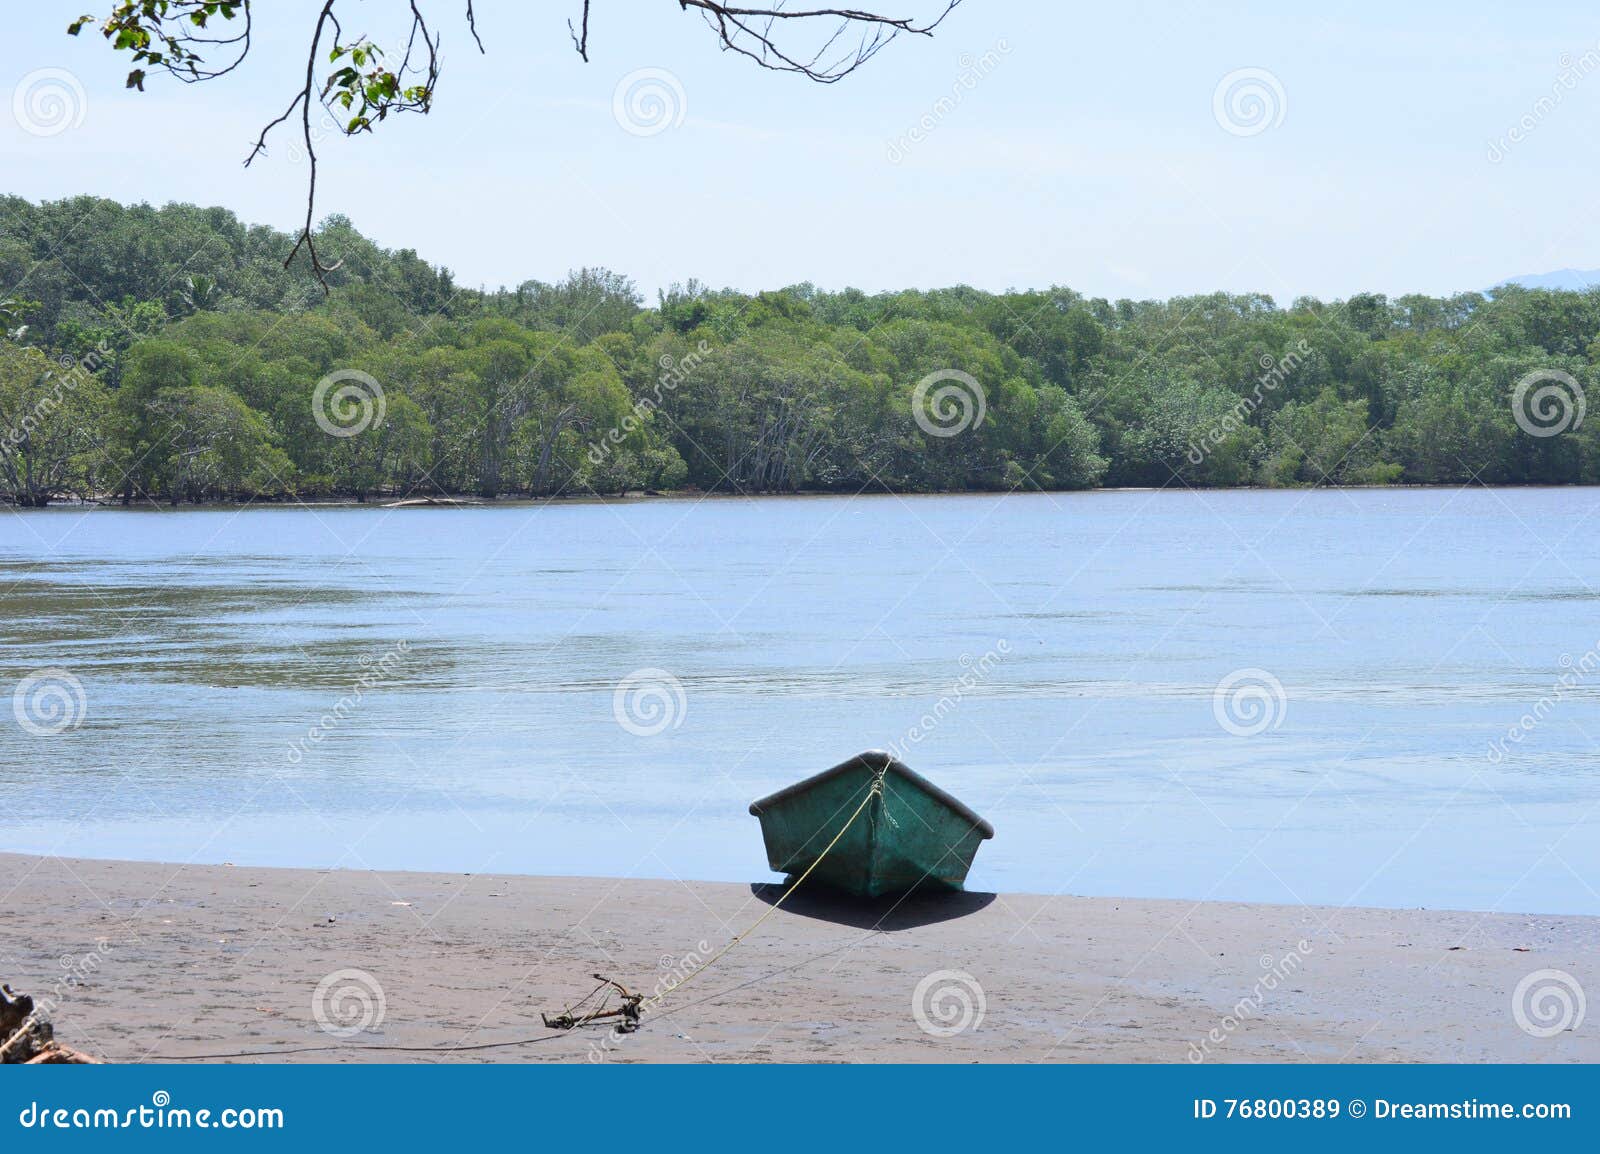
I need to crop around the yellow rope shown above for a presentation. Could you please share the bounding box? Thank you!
[643,773,882,1010]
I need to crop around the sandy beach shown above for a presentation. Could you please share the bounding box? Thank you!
[1,852,1594,1063]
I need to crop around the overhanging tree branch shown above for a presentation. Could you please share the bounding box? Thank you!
[679,1,958,82]
[71,1,961,288]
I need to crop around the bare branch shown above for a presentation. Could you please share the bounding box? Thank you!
[568,0,591,61]
[281,1,341,288]
[675,1,960,82]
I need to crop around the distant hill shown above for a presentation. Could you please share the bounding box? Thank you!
[1493,268,1600,293]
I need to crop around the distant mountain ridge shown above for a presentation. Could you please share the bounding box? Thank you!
[1494,268,1600,292]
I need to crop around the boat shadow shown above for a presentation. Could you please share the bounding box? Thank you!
[747,882,996,931]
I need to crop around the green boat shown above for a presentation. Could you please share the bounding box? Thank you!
[748,751,995,899]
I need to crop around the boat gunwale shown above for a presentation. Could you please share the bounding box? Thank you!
[748,750,996,839]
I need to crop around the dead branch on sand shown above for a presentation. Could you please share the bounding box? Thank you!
[1,984,98,1064]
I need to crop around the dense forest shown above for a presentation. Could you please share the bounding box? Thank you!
[3,194,1599,506]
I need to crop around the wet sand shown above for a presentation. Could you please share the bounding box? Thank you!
[1,853,1594,1063]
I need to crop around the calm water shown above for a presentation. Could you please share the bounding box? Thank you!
[2,489,1598,914]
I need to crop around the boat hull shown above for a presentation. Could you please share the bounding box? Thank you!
[748,751,994,899]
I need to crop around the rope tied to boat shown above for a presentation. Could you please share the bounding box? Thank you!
[543,767,886,1030]
[869,773,899,832]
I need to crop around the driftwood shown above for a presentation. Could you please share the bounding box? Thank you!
[380,495,483,508]
[0,984,97,1064]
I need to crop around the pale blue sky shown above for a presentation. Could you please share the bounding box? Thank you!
[4,1,1599,301]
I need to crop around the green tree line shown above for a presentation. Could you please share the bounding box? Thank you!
[3,194,1600,506]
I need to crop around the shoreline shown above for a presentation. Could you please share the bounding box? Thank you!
[7,846,1598,922]
[4,852,1595,1064]
[7,482,1600,513]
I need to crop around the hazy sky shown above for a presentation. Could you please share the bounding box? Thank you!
[4,1,1599,303]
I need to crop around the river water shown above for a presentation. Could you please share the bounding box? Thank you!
[3,488,1597,913]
